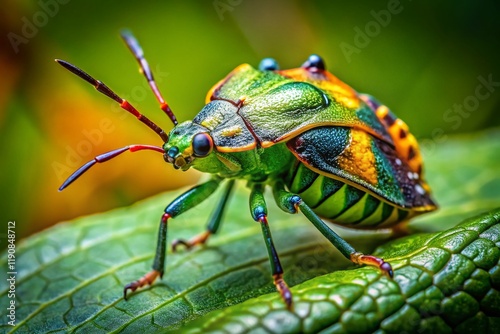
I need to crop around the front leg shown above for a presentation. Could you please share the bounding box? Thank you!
[172,179,235,251]
[124,177,223,299]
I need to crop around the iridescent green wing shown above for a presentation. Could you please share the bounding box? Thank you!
[208,64,393,147]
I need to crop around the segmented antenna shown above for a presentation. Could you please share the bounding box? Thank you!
[121,30,178,126]
[55,59,169,142]
[59,144,165,191]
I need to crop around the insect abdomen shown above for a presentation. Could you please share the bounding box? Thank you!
[287,163,411,228]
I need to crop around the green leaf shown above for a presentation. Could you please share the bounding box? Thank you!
[1,128,499,333]
[180,208,500,333]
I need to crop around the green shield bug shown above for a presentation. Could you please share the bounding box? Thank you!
[56,30,437,309]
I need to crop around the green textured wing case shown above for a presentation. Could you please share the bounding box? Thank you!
[286,126,437,211]
[208,64,393,147]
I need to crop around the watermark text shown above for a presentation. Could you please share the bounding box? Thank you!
[7,0,71,54]
[6,221,17,326]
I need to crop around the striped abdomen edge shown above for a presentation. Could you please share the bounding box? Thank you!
[287,163,412,228]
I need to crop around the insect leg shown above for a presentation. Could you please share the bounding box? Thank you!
[123,177,223,300]
[172,179,235,252]
[272,181,394,278]
[250,183,293,309]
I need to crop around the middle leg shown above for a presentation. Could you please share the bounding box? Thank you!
[250,183,293,309]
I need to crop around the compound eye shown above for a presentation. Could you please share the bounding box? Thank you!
[192,133,213,157]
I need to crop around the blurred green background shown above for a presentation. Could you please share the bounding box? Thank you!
[1,0,499,243]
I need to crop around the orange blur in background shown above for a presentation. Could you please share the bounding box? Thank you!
[1,0,499,242]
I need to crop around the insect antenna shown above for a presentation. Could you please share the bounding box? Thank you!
[121,30,178,126]
[55,59,169,142]
[59,144,165,191]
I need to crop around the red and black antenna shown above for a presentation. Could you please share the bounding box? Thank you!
[56,30,177,191]
[55,59,169,142]
[121,30,178,126]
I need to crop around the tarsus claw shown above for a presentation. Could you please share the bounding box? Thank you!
[171,239,192,252]
[350,252,394,278]
[380,262,394,278]
[123,269,161,300]
[171,230,211,252]
[274,274,293,310]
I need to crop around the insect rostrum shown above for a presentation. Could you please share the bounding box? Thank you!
[56,30,437,309]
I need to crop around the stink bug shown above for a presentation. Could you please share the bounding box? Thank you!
[56,30,437,309]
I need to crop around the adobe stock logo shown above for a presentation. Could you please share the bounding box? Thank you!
[339,0,409,63]
[419,74,499,155]
[7,0,71,54]
[213,0,242,21]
